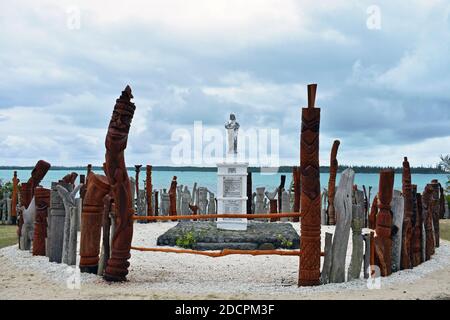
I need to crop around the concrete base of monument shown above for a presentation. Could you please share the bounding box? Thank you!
[216,218,247,231]
[157,221,300,251]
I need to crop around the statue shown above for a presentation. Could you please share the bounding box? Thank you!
[401,157,413,270]
[134,165,142,201]
[299,84,321,286]
[79,173,110,273]
[225,113,240,154]
[168,176,177,216]
[292,166,301,222]
[374,170,395,277]
[146,165,153,217]
[11,171,19,225]
[181,186,191,215]
[56,183,83,265]
[33,187,51,256]
[19,197,36,250]
[62,172,78,185]
[327,140,340,225]
[103,85,136,282]
[17,160,51,249]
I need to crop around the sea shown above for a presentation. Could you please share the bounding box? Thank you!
[0,169,447,194]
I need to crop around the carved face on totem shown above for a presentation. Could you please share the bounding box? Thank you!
[105,85,136,153]
[29,160,51,185]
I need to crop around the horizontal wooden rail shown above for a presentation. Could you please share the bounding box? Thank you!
[130,246,325,257]
[132,212,302,221]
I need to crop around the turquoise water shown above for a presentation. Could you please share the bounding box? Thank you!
[0,169,447,194]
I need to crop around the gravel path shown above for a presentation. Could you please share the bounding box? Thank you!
[1,222,449,300]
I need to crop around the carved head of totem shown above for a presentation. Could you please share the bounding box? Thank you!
[29,160,51,186]
[106,85,136,153]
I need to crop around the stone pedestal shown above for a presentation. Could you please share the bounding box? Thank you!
[216,162,248,231]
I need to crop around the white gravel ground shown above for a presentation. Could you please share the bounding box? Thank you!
[1,221,450,299]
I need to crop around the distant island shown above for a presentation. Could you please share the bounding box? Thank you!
[0,165,446,174]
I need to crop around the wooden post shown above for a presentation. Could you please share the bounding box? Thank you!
[79,173,111,273]
[430,180,440,248]
[348,188,365,280]
[32,187,51,256]
[103,85,136,282]
[391,190,404,273]
[134,165,142,201]
[327,140,340,225]
[247,171,252,216]
[368,195,378,230]
[278,175,286,213]
[422,184,435,260]
[374,169,394,277]
[292,166,301,222]
[401,157,413,270]
[169,176,177,216]
[329,168,355,283]
[298,84,321,287]
[320,232,333,284]
[146,165,153,217]
[412,191,423,267]
[11,171,19,224]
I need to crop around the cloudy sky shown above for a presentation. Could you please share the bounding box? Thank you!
[0,0,449,167]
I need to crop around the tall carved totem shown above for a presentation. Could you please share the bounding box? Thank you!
[146,165,153,217]
[374,170,394,277]
[299,84,321,286]
[327,140,340,225]
[103,85,136,282]
[401,157,413,270]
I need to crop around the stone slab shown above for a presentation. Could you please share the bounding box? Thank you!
[157,221,300,250]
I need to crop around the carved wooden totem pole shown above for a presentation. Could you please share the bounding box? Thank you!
[11,171,19,225]
[62,172,78,185]
[18,160,51,245]
[277,175,286,213]
[168,176,178,216]
[374,170,394,277]
[299,84,321,286]
[79,173,111,273]
[412,190,423,267]
[134,165,142,202]
[146,165,153,217]
[292,166,301,222]
[32,187,51,256]
[422,184,435,260]
[79,174,86,200]
[247,171,252,215]
[430,180,440,248]
[368,195,378,230]
[401,157,413,270]
[103,85,136,282]
[327,140,340,225]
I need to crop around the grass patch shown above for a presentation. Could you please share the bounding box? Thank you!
[441,220,450,242]
[0,225,18,249]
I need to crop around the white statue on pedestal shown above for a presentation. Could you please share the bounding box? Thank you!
[225,114,239,155]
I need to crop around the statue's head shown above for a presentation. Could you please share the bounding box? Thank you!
[230,113,236,121]
[29,160,51,185]
[106,85,136,152]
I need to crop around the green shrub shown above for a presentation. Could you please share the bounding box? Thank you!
[277,234,293,249]
[175,231,197,249]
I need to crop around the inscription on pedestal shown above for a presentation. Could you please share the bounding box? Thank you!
[223,177,242,198]
[224,200,242,213]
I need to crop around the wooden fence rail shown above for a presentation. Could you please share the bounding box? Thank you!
[132,212,303,221]
[130,246,325,258]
